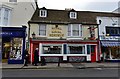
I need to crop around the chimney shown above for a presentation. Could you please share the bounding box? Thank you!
[34,0,38,9]
[65,8,73,11]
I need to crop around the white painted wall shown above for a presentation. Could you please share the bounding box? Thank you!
[8,2,36,26]
[97,16,119,36]
[0,0,36,2]
[0,1,36,41]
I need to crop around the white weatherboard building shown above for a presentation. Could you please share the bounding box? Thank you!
[97,16,120,62]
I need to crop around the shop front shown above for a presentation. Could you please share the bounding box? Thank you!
[2,26,26,64]
[30,39,99,63]
[101,41,120,62]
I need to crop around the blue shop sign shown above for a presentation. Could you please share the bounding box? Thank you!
[1,31,24,37]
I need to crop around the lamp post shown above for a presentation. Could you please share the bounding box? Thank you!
[32,32,36,39]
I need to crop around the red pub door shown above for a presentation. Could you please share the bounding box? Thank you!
[32,43,39,63]
[91,45,96,62]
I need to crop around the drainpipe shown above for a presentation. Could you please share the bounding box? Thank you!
[28,22,30,48]
[28,22,33,64]
[97,20,102,62]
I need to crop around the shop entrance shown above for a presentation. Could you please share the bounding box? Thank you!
[32,43,39,63]
[2,37,11,63]
[91,45,96,62]
[102,47,120,60]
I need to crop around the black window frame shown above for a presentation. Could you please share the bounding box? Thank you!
[106,27,120,36]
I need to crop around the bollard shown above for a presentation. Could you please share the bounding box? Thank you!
[58,57,61,67]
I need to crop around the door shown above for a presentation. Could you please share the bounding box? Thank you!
[32,43,39,63]
[91,45,96,62]
[2,37,11,63]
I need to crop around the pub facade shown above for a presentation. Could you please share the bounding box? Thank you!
[28,7,100,63]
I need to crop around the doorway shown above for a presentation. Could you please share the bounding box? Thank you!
[2,37,11,63]
[91,45,96,62]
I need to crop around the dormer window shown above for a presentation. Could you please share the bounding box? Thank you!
[40,10,47,17]
[70,12,77,19]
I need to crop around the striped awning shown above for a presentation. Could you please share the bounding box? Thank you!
[101,41,120,47]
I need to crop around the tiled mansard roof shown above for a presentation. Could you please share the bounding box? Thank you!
[29,7,120,25]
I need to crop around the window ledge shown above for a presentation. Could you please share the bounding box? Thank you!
[67,37,83,40]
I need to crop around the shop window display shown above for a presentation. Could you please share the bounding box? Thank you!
[102,47,120,60]
[3,43,10,59]
[68,46,85,54]
[9,38,23,60]
[111,47,120,59]
[43,46,62,54]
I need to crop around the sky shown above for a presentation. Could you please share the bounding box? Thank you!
[38,0,120,12]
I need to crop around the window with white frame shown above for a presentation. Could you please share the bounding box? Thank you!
[40,10,47,17]
[39,24,46,36]
[68,24,82,37]
[42,44,62,54]
[87,45,95,54]
[106,27,120,36]
[70,12,77,19]
[3,8,9,26]
[0,8,1,24]
[67,45,85,54]
[68,24,71,36]
[73,25,79,36]
[0,7,11,26]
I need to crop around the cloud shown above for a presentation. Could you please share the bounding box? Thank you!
[38,0,120,11]
[83,2,118,12]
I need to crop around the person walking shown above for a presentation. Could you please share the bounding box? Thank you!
[24,49,29,66]
[34,48,39,66]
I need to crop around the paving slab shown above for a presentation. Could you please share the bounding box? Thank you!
[1,62,120,69]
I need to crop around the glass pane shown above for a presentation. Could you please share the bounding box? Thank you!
[3,9,9,26]
[0,9,1,24]
[91,45,95,53]
[43,11,46,16]
[40,10,46,17]
[111,29,114,34]
[68,25,71,31]
[72,25,79,30]
[41,11,44,16]
[40,24,46,30]
[71,13,74,17]
[0,9,1,18]
[4,9,9,19]
[73,31,79,36]
[115,28,119,34]
[68,32,71,36]
[106,28,110,34]
[118,28,120,34]
[68,46,84,54]
[9,38,23,60]
[70,12,76,18]
[43,46,62,54]
[87,45,91,54]
[68,25,71,36]
[39,24,46,35]
[40,31,46,35]
[72,24,79,36]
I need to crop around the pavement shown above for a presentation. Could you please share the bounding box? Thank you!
[1,62,120,69]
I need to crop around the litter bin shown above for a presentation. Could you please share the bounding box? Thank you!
[41,57,46,66]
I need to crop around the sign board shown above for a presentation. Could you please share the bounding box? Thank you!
[100,36,120,40]
[47,25,67,38]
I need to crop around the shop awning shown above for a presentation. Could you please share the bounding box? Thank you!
[101,41,120,47]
